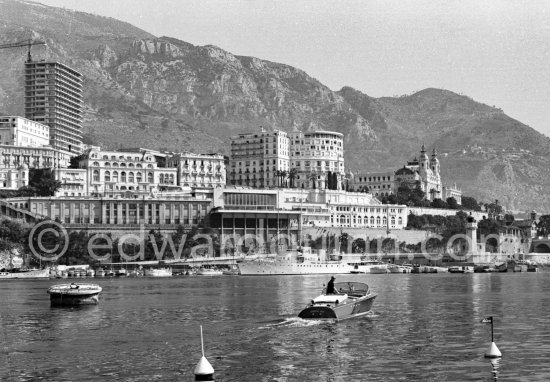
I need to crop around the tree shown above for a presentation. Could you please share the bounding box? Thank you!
[446,197,459,209]
[461,196,480,211]
[381,194,397,204]
[69,154,85,169]
[279,170,288,188]
[537,215,550,237]
[28,168,61,196]
[485,200,503,218]
[288,168,298,188]
[308,172,317,190]
[17,185,37,197]
[431,198,449,209]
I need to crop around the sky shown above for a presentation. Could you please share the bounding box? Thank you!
[37,0,550,136]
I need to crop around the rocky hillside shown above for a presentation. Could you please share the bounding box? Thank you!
[0,0,549,212]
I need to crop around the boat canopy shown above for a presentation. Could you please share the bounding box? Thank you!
[334,282,369,296]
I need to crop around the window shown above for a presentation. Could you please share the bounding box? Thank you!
[93,170,99,182]
[129,172,134,183]
[104,171,110,182]
[121,172,126,182]
[148,172,154,183]
[113,171,119,182]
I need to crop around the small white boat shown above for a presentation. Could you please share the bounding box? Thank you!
[222,265,240,275]
[47,283,102,306]
[86,269,95,277]
[95,268,105,277]
[388,264,412,274]
[144,267,173,277]
[116,268,128,277]
[197,268,223,276]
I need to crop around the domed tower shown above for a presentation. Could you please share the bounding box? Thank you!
[419,144,429,177]
[430,148,440,175]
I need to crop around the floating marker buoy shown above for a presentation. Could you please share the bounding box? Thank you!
[481,316,502,358]
[194,325,214,381]
[485,341,502,359]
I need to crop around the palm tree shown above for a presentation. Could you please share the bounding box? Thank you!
[279,170,288,188]
[308,171,317,190]
[288,168,298,188]
[274,170,286,188]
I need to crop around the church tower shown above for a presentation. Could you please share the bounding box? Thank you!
[430,148,440,176]
[419,144,429,176]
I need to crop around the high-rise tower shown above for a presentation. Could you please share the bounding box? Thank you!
[24,61,83,154]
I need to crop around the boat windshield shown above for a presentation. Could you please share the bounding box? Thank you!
[334,282,369,295]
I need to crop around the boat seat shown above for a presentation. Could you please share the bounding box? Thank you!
[313,294,348,303]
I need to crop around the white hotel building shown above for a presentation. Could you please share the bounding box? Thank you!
[76,148,178,197]
[229,128,345,190]
[229,129,289,188]
[0,116,70,190]
[166,152,226,189]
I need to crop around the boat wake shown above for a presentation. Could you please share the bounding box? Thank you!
[259,317,332,329]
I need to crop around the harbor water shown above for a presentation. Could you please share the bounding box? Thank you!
[1,273,550,381]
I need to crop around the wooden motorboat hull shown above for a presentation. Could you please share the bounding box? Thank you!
[298,294,377,320]
[49,293,100,306]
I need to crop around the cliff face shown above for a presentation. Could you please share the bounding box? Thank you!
[0,0,549,212]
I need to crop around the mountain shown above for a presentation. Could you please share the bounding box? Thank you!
[0,0,549,212]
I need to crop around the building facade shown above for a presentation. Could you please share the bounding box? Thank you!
[354,145,462,203]
[166,152,226,189]
[78,148,178,197]
[229,128,289,188]
[21,195,212,226]
[54,168,88,197]
[0,116,50,147]
[288,130,345,190]
[25,61,83,154]
[229,128,345,190]
[0,145,70,190]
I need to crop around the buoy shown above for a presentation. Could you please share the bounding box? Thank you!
[481,316,502,358]
[194,325,214,381]
[485,342,502,358]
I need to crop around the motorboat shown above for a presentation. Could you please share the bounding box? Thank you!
[222,265,240,275]
[370,265,389,274]
[448,266,474,273]
[0,268,50,279]
[298,281,377,320]
[144,267,173,277]
[95,268,106,277]
[197,268,223,276]
[129,268,144,277]
[47,283,102,306]
[116,268,128,277]
[388,264,413,273]
[349,259,386,274]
